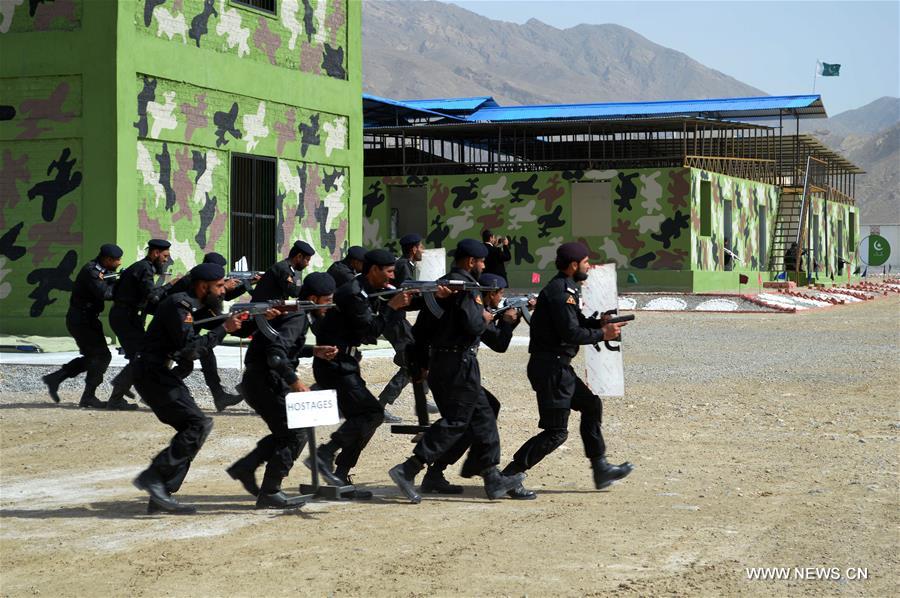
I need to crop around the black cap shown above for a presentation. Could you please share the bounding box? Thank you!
[455,239,488,259]
[203,252,227,266]
[99,243,123,259]
[299,272,337,299]
[399,233,422,247]
[478,273,507,289]
[556,242,589,265]
[148,239,170,250]
[346,245,366,261]
[190,263,225,281]
[364,248,396,267]
[288,240,316,258]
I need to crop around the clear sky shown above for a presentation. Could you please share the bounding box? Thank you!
[444,0,900,116]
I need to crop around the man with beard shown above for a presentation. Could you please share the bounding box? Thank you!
[326,245,366,287]
[388,239,527,504]
[165,252,251,412]
[108,239,178,410]
[251,240,315,302]
[501,243,634,493]
[226,272,338,509]
[132,263,243,514]
[418,272,535,499]
[42,243,123,408]
[379,232,438,423]
[307,249,420,498]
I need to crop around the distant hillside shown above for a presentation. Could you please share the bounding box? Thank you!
[362,0,765,105]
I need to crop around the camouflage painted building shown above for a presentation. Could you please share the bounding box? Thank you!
[1,0,361,335]
[362,95,862,290]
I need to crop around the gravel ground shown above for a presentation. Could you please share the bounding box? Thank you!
[1,297,897,596]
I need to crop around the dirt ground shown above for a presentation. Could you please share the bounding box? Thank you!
[1,299,898,597]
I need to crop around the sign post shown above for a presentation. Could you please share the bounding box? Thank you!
[285,390,356,500]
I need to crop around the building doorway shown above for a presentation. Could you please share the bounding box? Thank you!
[388,186,427,240]
[231,154,276,271]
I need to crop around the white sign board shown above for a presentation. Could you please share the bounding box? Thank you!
[285,390,340,429]
[581,264,624,397]
[416,248,447,281]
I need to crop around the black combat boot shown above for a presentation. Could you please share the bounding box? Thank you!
[389,457,424,504]
[78,383,107,409]
[303,444,343,486]
[226,454,261,497]
[333,467,373,500]
[481,467,527,500]
[500,462,536,499]
[213,389,243,412]
[256,490,307,510]
[420,466,463,494]
[108,396,139,411]
[42,370,66,403]
[591,457,634,490]
[134,469,196,514]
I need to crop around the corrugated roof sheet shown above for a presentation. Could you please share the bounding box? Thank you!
[362,93,465,127]
[465,95,827,122]
[399,96,500,113]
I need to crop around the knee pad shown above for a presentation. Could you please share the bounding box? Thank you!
[544,428,569,450]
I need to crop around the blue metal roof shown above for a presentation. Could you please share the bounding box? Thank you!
[362,93,465,127]
[465,95,826,122]
[399,96,500,113]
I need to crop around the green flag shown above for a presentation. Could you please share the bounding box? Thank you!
[817,62,841,76]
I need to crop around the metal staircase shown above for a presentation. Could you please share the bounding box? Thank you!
[767,156,826,275]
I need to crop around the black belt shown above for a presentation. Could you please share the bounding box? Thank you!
[336,346,361,359]
[531,352,572,366]
[134,352,173,368]
[431,345,479,356]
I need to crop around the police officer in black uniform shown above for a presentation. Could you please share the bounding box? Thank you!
[42,243,123,408]
[326,245,366,287]
[501,242,634,492]
[226,272,338,509]
[108,239,177,410]
[132,263,243,514]
[165,252,250,412]
[393,233,424,285]
[308,249,415,497]
[378,232,439,423]
[388,239,527,504]
[250,240,315,302]
[419,272,535,499]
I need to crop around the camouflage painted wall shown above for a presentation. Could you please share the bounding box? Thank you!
[0,0,81,33]
[135,0,347,80]
[363,168,694,286]
[1,77,84,320]
[808,197,859,278]
[134,74,350,271]
[689,168,780,271]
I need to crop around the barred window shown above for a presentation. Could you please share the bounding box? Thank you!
[233,0,276,15]
[231,154,277,271]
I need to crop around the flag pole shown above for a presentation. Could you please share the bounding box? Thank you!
[812,59,819,93]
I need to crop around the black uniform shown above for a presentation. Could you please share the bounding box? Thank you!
[312,276,402,474]
[409,268,500,473]
[109,258,173,397]
[165,274,250,398]
[232,313,314,494]
[54,260,117,397]
[432,315,516,476]
[326,259,356,287]
[393,257,415,285]
[250,259,302,302]
[508,272,606,470]
[132,292,224,494]
[483,243,511,282]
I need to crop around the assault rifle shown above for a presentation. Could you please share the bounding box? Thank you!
[227,271,265,284]
[100,271,121,280]
[491,295,534,325]
[369,279,500,319]
[193,299,335,342]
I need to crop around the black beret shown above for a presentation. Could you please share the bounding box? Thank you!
[399,233,422,247]
[455,238,488,259]
[346,245,367,261]
[190,263,225,281]
[203,252,227,266]
[99,243,123,259]
[289,240,316,258]
[364,248,396,267]
[148,239,171,250]
[478,273,507,289]
[299,272,337,298]
[557,242,589,264]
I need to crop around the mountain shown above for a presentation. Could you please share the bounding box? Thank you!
[362,1,765,105]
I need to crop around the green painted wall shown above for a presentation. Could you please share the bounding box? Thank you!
[1,0,361,335]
